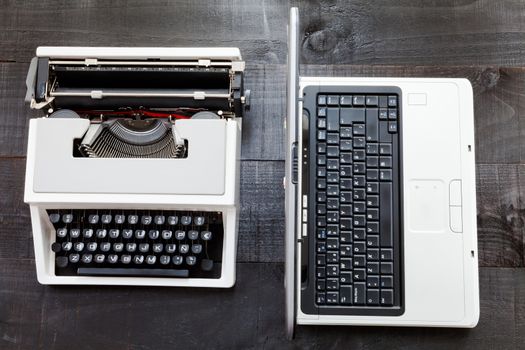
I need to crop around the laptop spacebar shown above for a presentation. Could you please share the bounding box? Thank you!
[77,267,189,278]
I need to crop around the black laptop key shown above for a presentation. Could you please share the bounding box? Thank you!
[326,108,340,131]
[340,108,365,124]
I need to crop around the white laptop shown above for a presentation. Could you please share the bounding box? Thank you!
[284,8,479,337]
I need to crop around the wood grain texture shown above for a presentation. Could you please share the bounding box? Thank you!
[477,164,525,267]
[0,261,523,350]
[3,1,525,66]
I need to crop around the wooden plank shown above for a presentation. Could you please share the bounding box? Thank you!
[0,261,523,349]
[238,160,284,262]
[296,0,525,66]
[0,0,289,64]
[0,63,39,157]
[3,62,525,163]
[3,1,525,66]
[477,164,525,267]
[4,158,524,266]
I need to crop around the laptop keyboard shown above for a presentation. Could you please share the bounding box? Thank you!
[301,89,402,316]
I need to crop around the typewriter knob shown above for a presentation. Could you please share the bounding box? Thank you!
[51,242,61,253]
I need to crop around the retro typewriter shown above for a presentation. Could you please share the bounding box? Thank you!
[24,47,249,288]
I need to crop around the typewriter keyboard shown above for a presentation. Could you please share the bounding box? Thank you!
[47,209,223,278]
[302,91,403,316]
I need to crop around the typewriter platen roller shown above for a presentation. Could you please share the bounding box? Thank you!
[25,47,249,159]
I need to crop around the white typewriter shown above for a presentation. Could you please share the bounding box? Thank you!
[24,47,249,288]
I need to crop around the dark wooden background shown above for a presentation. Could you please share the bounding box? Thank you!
[1,0,525,349]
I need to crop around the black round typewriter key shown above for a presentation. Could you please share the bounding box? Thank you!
[100,242,111,252]
[160,255,170,265]
[81,254,93,264]
[70,229,80,238]
[95,254,105,263]
[148,230,159,240]
[161,230,172,240]
[133,255,144,264]
[49,213,60,224]
[51,242,61,253]
[62,214,73,224]
[152,243,163,253]
[154,215,165,225]
[62,242,73,252]
[74,242,85,252]
[186,256,197,266]
[87,242,97,252]
[141,215,152,225]
[179,244,189,254]
[167,216,178,225]
[139,243,150,253]
[201,231,212,241]
[126,243,137,253]
[56,256,68,268]
[201,259,214,271]
[83,228,94,238]
[56,228,67,238]
[108,254,118,264]
[146,255,156,265]
[69,254,80,263]
[175,230,186,240]
[135,230,146,239]
[188,230,199,240]
[88,215,99,224]
[96,229,107,239]
[128,215,138,224]
[115,214,125,224]
[113,243,124,252]
[101,214,112,224]
[121,255,132,264]
[194,216,205,226]
[181,216,192,225]
[166,244,177,254]
[122,229,133,239]
[172,255,183,265]
[191,244,202,254]
[109,229,120,239]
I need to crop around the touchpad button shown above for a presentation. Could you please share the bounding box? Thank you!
[408,180,446,233]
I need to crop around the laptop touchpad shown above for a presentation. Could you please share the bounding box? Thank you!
[408,180,446,233]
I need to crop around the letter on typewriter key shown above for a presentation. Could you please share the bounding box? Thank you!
[181,216,192,225]
[180,244,189,254]
[201,231,212,241]
[188,230,199,240]
[195,216,205,226]
[186,256,197,266]
[154,215,165,225]
[168,216,178,225]
[141,215,152,225]
[61,242,72,252]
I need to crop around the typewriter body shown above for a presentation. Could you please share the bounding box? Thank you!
[24,47,249,288]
